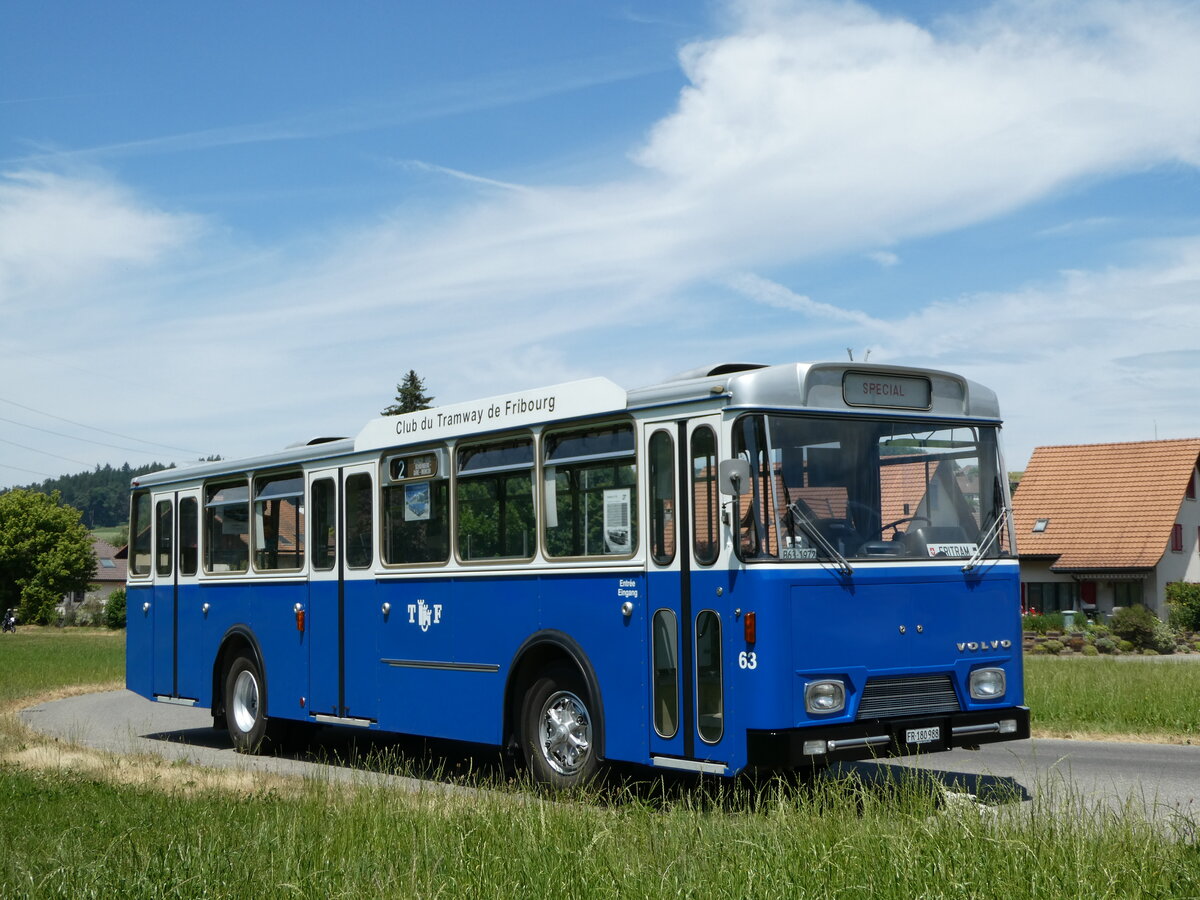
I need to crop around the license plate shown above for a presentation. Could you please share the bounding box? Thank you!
[905,726,941,745]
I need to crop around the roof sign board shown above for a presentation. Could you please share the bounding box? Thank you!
[842,371,932,410]
[355,377,628,452]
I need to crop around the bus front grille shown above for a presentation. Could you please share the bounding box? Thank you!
[856,674,961,719]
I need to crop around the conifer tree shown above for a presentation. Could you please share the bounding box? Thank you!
[382,370,434,415]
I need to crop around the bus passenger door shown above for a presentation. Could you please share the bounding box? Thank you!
[646,416,731,774]
[150,494,177,698]
[306,465,377,724]
[173,492,203,701]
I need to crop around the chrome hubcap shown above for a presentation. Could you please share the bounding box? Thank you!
[538,690,592,775]
[232,669,260,734]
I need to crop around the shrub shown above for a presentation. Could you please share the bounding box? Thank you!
[1042,639,1064,655]
[1111,605,1159,650]
[1147,620,1177,654]
[104,588,126,629]
[1089,623,1111,638]
[1081,644,1099,656]
[1166,582,1200,631]
[1094,636,1118,654]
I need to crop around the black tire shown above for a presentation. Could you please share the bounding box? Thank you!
[224,652,270,754]
[520,664,599,789]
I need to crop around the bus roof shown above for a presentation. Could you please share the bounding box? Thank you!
[131,362,999,489]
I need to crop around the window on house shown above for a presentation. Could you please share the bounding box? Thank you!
[1025,581,1078,613]
[1032,518,1049,533]
[1113,581,1144,607]
[1188,470,1197,500]
[1172,523,1184,552]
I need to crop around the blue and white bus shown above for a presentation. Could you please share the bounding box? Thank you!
[126,362,1029,784]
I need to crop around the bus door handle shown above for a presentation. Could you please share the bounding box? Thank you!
[142,602,151,614]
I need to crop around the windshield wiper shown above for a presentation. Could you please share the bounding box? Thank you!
[962,506,1008,573]
[787,502,854,576]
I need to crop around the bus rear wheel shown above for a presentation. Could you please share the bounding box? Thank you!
[224,653,270,753]
[521,664,598,789]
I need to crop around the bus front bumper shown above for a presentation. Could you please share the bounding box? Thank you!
[746,706,1031,769]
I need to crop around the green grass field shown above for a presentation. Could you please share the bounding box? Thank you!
[1,632,1198,898]
[1025,655,1200,738]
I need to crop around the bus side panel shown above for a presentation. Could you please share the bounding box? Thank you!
[201,581,311,724]
[175,582,209,703]
[342,578,378,722]
[534,571,648,767]
[375,577,461,738]
[305,578,340,717]
[126,584,154,699]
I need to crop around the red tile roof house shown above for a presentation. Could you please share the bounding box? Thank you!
[1012,438,1200,620]
[60,537,127,617]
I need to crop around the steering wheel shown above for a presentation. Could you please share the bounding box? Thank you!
[881,515,930,538]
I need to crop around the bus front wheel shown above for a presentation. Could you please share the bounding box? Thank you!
[521,664,598,788]
[224,653,270,754]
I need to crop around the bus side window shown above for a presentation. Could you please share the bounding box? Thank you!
[155,500,173,576]
[179,497,198,576]
[543,422,636,558]
[253,472,305,572]
[649,430,675,565]
[311,478,336,571]
[345,473,374,569]
[691,426,719,565]
[130,492,153,576]
[384,478,449,565]
[456,437,535,561]
[204,481,249,573]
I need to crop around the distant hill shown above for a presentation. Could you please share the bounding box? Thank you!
[4,462,172,528]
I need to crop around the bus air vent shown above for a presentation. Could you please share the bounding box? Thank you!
[856,674,961,719]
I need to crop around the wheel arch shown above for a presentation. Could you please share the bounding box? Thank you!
[212,626,267,722]
[504,629,605,761]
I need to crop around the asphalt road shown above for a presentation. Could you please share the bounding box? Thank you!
[17,690,1200,821]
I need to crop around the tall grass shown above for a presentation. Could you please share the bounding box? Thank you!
[1025,656,1200,737]
[1,765,1197,898]
[1,634,1198,897]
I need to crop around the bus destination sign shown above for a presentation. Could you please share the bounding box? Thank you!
[843,371,932,410]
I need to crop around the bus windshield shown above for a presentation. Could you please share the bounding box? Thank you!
[733,414,1011,564]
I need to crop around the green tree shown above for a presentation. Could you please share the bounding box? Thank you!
[0,490,96,625]
[382,370,434,415]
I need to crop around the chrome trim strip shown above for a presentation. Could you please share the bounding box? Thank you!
[153,695,198,707]
[826,735,891,751]
[381,658,500,673]
[311,714,374,727]
[651,756,728,775]
[951,722,1001,737]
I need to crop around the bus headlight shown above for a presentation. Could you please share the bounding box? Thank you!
[805,680,846,714]
[969,667,1006,700]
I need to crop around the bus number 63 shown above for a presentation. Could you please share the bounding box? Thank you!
[738,651,758,670]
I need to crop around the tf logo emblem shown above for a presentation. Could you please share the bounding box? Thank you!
[407,598,443,632]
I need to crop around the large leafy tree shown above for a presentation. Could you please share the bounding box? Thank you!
[0,490,96,624]
[382,370,434,415]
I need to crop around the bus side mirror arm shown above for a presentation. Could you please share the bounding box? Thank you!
[719,459,751,497]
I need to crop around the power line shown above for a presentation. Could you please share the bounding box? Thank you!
[0,395,201,455]
[0,414,181,458]
[0,437,94,467]
[0,461,55,478]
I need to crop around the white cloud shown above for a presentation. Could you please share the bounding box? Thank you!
[0,169,201,306]
[635,0,1200,258]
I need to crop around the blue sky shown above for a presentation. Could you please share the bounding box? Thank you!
[2,0,1199,490]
